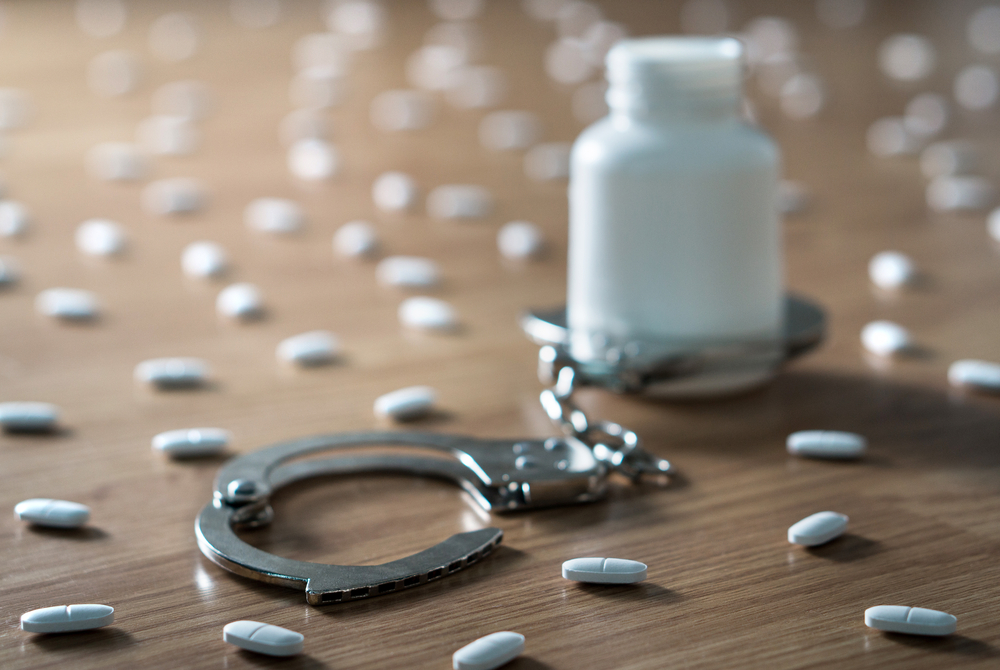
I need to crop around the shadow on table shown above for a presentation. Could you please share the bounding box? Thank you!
[806,533,881,562]
[884,633,1000,659]
[570,581,682,604]
[27,525,109,542]
[29,628,136,652]
[233,651,330,668]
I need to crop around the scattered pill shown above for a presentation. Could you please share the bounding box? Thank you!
[76,0,126,38]
[182,241,228,278]
[142,178,206,215]
[904,93,948,139]
[87,50,141,97]
[427,185,493,219]
[290,65,346,108]
[926,175,996,212]
[75,219,126,256]
[399,296,457,331]
[373,171,419,212]
[779,73,825,119]
[562,557,647,584]
[866,117,921,157]
[325,0,386,51]
[217,283,263,320]
[556,1,602,39]
[288,138,339,180]
[35,288,99,321]
[580,21,627,66]
[152,80,212,121]
[988,207,1000,242]
[0,201,30,237]
[878,34,935,82]
[85,142,147,182]
[479,110,542,151]
[757,52,803,98]
[425,21,484,63]
[571,80,609,124]
[954,64,999,111]
[777,179,810,215]
[680,0,728,34]
[231,0,283,29]
[152,427,231,458]
[377,256,440,288]
[0,402,59,432]
[453,631,525,670]
[370,89,435,131]
[134,357,209,389]
[407,45,465,91]
[861,320,911,357]
[446,66,507,109]
[788,511,848,546]
[816,0,867,29]
[136,115,200,155]
[865,606,956,636]
[524,142,570,181]
[786,430,866,459]
[374,385,437,420]
[920,140,979,179]
[14,499,90,528]
[223,621,304,657]
[868,251,915,290]
[21,605,113,634]
[279,107,331,146]
[277,330,339,366]
[742,16,798,63]
[969,5,1000,54]
[245,197,303,234]
[523,0,567,21]
[0,256,20,285]
[0,88,31,130]
[430,0,484,21]
[293,32,351,73]
[333,220,378,258]
[948,359,1000,391]
[498,221,544,260]
[545,38,594,85]
[149,12,200,62]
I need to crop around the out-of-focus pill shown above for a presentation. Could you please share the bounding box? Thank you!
[742,16,798,63]
[134,357,209,388]
[779,72,825,119]
[324,1,386,51]
[231,0,283,29]
[427,185,492,219]
[377,256,440,288]
[816,0,867,30]
[14,499,90,528]
[398,296,457,331]
[557,2,602,40]
[479,111,542,151]
[76,0,126,38]
[861,320,911,357]
[878,34,935,82]
[425,20,483,63]
[277,330,339,366]
[968,5,1000,54]
[223,621,304,657]
[86,142,147,182]
[561,557,647,584]
[498,221,544,260]
[777,180,810,215]
[0,88,31,130]
[182,241,227,278]
[523,0,567,22]
[288,138,339,180]
[0,256,20,285]
[293,32,351,73]
[279,107,331,146]
[868,251,915,290]
[545,37,594,84]
[865,606,956,636]
[581,20,627,66]
[142,178,206,215]
[152,80,212,121]
[244,197,303,234]
[0,402,59,432]
[406,45,465,91]
[926,175,996,212]
[87,50,141,97]
[866,117,922,157]
[374,385,437,420]
[954,64,999,111]
[35,288,99,321]
[333,220,378,258]
[920,141,979,179]
[948,359,1000,391]
[136,115,200,155]
[75,219,126,256]
[0,201,30,237]
[988,207,1000,242]
[290,65,346,108]
[446,66,507,109]
[373,171,418,212]
[524,142,570,181]
[904,93,949,138]
[786,430,866,459]
[21,605,113,634]
[430,0,484,21]
[370,89,435,131]
[788,511,848,546]
[152,427,231,458]
[149,12,200,62]
[217,283,263,320]
[453,632,525,670]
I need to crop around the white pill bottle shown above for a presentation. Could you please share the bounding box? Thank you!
[568,36,784,397]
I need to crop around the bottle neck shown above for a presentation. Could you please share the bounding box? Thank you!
[606,78,743,124]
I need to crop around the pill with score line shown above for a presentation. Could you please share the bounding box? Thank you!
[21,605,114,634]
[15,499,91,528]
[0,402,59,432]
[453,631,525,670]
[864,606,956,636]
[374,386,437,421]
[277,330,340,366]
[223,620,304,657]
[788,511,848,546]
[152,428,231,458]
[948,359,1000,391]
[786,430,866,459]
[134,357,209,389]
[562,557,647,584]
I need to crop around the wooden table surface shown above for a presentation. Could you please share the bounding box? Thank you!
[2,0,1000,668]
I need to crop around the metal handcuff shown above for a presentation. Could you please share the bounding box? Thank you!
[196,296,825,605]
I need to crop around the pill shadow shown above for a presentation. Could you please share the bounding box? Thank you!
[379,409,455,427]
[26,525,109,541]
[507,658,555,670]
[233,651,330,668]
[1,426,74,438]
[805,534,880,562]
[29,628,136,652]
[882,633,1000,658]
[570,582,682,604]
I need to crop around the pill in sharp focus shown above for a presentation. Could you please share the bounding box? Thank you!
[370,89,436,131]
[868,251,915,289]
[921,141,979,178]
[0,256,20,285]
[878,34,936,82]
[372,171,418,212]
[152,80,213,121]
[787,511,848,546]
[562,557,648,584]
[786,430,866,459]
[861,320,911,357]
[21,605,113,634]
[134,357,209,389]
[152,428,231,458]
[398,296,458,331]
[35,288,99,321]
[223,620,304,657]
[374,386,437,421]
[14,499,90,528]
[75,219,126,256]
[524,142,571,181]
[87,50,141,97]
[85,142,147,182]
[277,330,339,366]
[136,114,200,155]
[453,631,525,670]
[864,606,957,636]
[0,402,59,432]
[377,256,440,288]
[926,175,996,212]
[479,110,542,151]
[0,201,30,237]
[217,283,264,320]
[427,185,493,220]
[948,359,1000,392]
[333,220,378,258]
[182,241,228,278]
[287,138,339,180]
[244,197,304,234]
[497,221,544,260]
[142,178,206,215]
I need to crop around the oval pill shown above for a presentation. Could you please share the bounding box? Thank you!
[134,357,209,389]
[217,283,264,320]
[85,142,147,182]
[948,359,1000,391]
[152,428,231,458]
[244,197,303,235]
[788,511,848,546]
[0,200,30,237]
[182,241,228,278]
[142,177,206,215]
[926,175,996,212]
[374,386,437,421]
[427,184,493,219]
[75,219,126,257]
[562,557,648,584]
[398,296,457,331]
[865,605,956,636]
[786,430,866,459]
[497,221,544,260]
[868,251,915,290]
[136,114,200,155]
[223,620,304,657]
[333,220,378,258]
[277,330,339,366]
[0,255,20,286]
[861,320,911,357]
[372,171,418,212]
[287,138,340,181]
[21,605,114,634]
[0,402,59,432]
[453,631,525,670]
[377,256,440,288]
[35,288,99,321]
[15,499,91,528]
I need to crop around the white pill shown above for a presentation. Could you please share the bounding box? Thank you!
[498,221,544,260]
[780,73,825,120]
[868,251,915,290]
[0,201,30,237]
[244,197,304,234]
[231,0,282,29]
[374,386,437,421]
[76,0,126,38]
[87,50,141,97]
[865,606,957,636]
[920,141,979,179]
[373,171,418,212]
[777,180,810,215]
[904,93,948,138]
[152,427,231,458]
[786,430,866,460]
[969,5,1000,54]
[279,107,331,146]
[816,0,867,29]
[406,45,466,91]
[288,138,339,181]
[580,21,628,66]
[21,605,113,634]
[948,359,1000,391]
[561,557,647,584]
[446,66,507,109]
[290,66,346,108]
[545,38,594,85]
[954,64,999,111]
[788,511,848,546]
[85,142,147,182]
[453,631,525,670]
[557,2,602,39]
[142,178,206,215]
[217,283,263,320]
[149,12,199,63]
[35,288,99,321]
[742,16,798,64]
[0,256,20,285]
[878,34,935,82]
[680,0,729,34]
[523,0,568,22]
[15,499,90,529]
[479,111,542,152]
[866,117,921,157]
[136,115,200,155]
[0,402,59,432]
[224,621,304,657]
[75,219,126,256]
[524,142,570,181]
[182,241,228,278]
[152,80,212,121]
[293,33,351,73]
[370,89,435,132]
[989,207,1000,242]
[377,256,440,288]
[0,88,31,130]
[277,330,339,366]
[427,185,493,220]
[861,320,911,357]
[425,21,484,63]
[325,1,386,51]
[430,0,484,21]
[926,175,996,212]
[134,357,209,389]
[333,220,378,258]
[398,296,457,331]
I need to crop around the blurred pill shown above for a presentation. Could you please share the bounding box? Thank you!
[780,72,825,119]
[290,66,346,108]
[0,256,20,286]
[287,138,339,180]
[446,65,507,109]
[524,142,571,181]
[580,21,627,66]
[866,117,921,157]
[878,34,935,82]
[134,357,208,389]
[277,330,339,366]
[136,115,200,155]
[756,52,803,98]
[920,141,979,179]
[153,428,231,458]
[293,33,351,73]
[861,320,911,357]
[244,198,303,234]
[816,0,866,29]
[0,201,30,238]
[406,45,465,91]
[85,142,147,181]
[556,1,602,39]
[370,89,435,131]
[498,221,544,260]
[968,5,1000,54]
[377,256,440,288]
[0,403,60,433]
[545,38,594,84]
[76,0,126,38]
[680,0,728,34]
[427,185,492,219]
[279,108,331,146]
[333,220,378,258]
[217,283,263,320]
[868,251,915,290]
[398,296,457,331]
[87,50,141,97]
[988,208,1000,242]
[742,17,798,64]
[425,21,484,62]
[572,80,608,124]
[373,171,418,212]
[778,180,810,215]
[904,93,949,138]
[926,175,995,212]
[142,178,206,215]
[149,12,199,63]
[954,64,999,110]
[75,219,125,256]
[374,385,437,420]
[230,0,282,29]
[0,89,31,130]
[429,0,484,21]
[479,110,542,151]
[523,0,568,21]
[325,1,386,51]
[152,80,212,121]
[35,288,99,321]
[182,241,228,278]
[949,359,1000,392]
